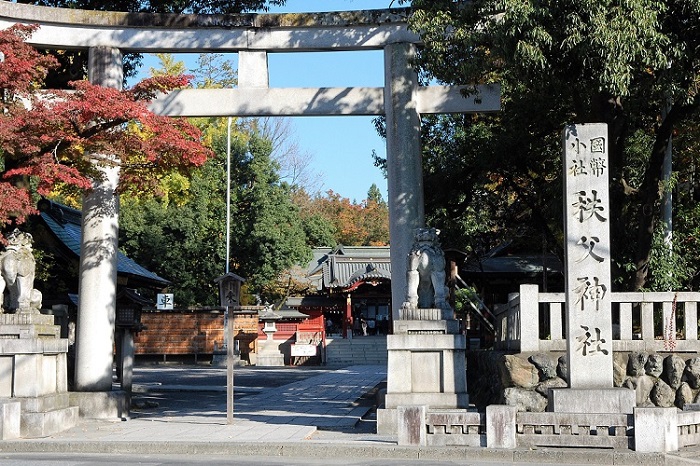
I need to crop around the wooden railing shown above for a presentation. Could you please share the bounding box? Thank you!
[494,284,700,353]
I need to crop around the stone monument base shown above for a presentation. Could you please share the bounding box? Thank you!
[69,390,129,420]
[0,313,79,437]
[377,317,468,435]
[549,388,636,414]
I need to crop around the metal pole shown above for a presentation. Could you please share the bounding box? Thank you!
[226,117,232,275]
[226,116,234,424]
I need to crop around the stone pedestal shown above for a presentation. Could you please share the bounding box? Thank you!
[0,313,78,438]
[549,387,636,414]
[256,339,285,367]
[377,315,468,435]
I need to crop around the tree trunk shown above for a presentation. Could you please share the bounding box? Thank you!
[632,103,690,290]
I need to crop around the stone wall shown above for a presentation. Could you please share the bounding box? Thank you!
[467,350,700,412]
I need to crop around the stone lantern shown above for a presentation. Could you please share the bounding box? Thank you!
[256,307,284,366]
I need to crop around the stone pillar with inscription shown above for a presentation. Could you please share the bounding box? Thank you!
[550,123,635,413]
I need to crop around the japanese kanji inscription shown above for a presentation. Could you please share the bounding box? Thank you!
[563,124,614,388]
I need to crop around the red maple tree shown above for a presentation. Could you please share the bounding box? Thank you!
[0,24,212,236]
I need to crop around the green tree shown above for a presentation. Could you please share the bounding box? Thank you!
[408,0,700,290]
[231,134,311,297]
[119,147,227,305]
[120,122,312,305]
[119,53,310,305]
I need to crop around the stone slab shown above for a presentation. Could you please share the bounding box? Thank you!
[376,407,398,435]
[69,391,128,420]
[634,407,678,453]
[385,392,469,409]
[21,405,78,439]
[549,388,636,414]
[11,393,71,413]
[562,123,614,387]
[256,354,285,367]
[397,405,426,446]
[0,313,55,326]
[387,333,466,350]
[0,356,12,397]
[0,401,20,440]
[0,338,69,354]
[486,405,517,449]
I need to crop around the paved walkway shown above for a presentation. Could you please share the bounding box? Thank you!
[1,365,700,464]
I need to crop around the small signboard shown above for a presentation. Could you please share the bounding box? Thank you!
[156,293,174,310]
[291,344,317,357]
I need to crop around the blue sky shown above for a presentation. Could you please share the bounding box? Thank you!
[136,0,407,202]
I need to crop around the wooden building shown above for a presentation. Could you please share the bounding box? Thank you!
[290,246,392,338]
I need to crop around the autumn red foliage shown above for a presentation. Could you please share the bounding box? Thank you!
[0,24,212,235]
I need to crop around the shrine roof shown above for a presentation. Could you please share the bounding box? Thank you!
[38,201,170,288]
[308,245,391,291]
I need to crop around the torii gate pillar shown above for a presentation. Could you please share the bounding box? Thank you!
[74,47,122,393]
[385,42,425,323]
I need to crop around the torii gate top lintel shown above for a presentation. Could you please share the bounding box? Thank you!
[0,2,417,52]
[0,2,411,29]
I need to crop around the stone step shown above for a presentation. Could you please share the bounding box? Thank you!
[325,337,388,365]
[21,405,78,438]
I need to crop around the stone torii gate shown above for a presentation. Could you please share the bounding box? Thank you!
[0,3,500,397]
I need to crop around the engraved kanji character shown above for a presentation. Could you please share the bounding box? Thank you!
[572,190,607,223]
[575,236,605,263]
[590,137,605,154]
[575,325,609,356]
[590,157,606,177]
[569,159,588,176]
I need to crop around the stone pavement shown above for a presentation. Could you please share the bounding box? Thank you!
[0,364,699,465]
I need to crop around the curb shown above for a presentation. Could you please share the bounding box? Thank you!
[0,439,686,464]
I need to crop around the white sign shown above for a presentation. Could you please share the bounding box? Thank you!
[291,344,317,357]
[157,293,174,310]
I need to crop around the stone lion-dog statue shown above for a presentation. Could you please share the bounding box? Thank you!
[402,227,451,314]
[0,229,42,314]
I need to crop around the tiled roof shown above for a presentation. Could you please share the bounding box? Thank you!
[308,245,391,290]
[40,202,170,287]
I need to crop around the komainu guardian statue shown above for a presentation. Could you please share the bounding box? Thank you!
[401,227,450,316]
[0,229,41,314]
